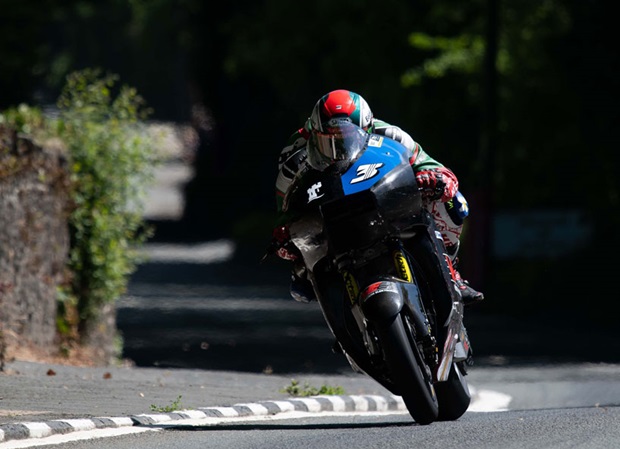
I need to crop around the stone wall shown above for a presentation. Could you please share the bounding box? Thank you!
[0,127,71,365]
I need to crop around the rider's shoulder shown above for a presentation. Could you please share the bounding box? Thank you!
[372,118,393,130]
[373,118,408,137]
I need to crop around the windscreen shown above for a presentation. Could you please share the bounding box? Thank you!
[308,120,368,171]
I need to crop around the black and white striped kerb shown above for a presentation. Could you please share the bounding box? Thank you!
[0,417,134,442]
[0,395,406,442]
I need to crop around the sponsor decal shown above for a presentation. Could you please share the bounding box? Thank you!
[342,271,359,304]
[368,135,384,147]
[360,281,397,301]
[393,251,412,282]
[307,182,324,202]
[350,163,384,184]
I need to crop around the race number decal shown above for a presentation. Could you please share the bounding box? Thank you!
[350,163,384,184]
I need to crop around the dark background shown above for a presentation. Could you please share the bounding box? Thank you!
[1,0,618,358]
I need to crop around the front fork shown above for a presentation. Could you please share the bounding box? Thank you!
[339,241,438,367]
[392,245,439,368]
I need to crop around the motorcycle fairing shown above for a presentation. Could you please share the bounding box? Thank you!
[341,137,410,195]
[287,135,420,268]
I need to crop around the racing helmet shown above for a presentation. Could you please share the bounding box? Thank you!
[308,89,374,133]
[307,118,369,172]
[306,90,373,171]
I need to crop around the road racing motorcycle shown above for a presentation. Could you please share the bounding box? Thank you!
[271,122,473,425]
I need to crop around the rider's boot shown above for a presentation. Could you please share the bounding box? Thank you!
[452,257,484,306]
[444,241,484,306]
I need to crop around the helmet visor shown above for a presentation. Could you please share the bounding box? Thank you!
[308,120,368,170]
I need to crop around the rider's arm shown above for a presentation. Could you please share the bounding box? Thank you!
[373,119,457,202]
[373,119,443,171]
[275,127,311,213]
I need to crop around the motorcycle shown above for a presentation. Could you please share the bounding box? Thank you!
[269,122,473,425]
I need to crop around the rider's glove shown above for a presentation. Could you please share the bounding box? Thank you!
[272,225,299,261]
[415,167,459,202]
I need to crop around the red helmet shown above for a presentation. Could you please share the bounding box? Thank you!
[308,89,373,133]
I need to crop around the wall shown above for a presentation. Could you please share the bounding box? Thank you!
[0,127,71,365]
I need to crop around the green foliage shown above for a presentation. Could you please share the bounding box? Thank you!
[55,68,158,328]
[402,33,485,86]
[280,379,346,397]
[0,104,50,179]
[150,395,184,413]
[1,68,160,340]
[0,104,45,136]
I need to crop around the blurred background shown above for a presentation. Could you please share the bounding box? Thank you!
[1,0,618,364]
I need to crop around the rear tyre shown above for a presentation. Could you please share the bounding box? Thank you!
[379,314,438,425]
[435,362,471,421]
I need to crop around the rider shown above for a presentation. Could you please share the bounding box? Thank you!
[272,89,484,305]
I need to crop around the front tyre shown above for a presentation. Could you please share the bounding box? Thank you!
[378,314,439,425]
[435,362,471,421]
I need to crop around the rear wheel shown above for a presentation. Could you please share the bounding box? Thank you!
[378,313,438,425]
[435,362,471,421]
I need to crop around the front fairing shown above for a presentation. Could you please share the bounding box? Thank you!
[286,169,340,270]
[285,134,423,270]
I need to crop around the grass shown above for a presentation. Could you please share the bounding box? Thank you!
[150,395,184,413]
[280,379,346,397]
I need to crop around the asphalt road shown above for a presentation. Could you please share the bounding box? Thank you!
[2,360,619,448]
[1,241,619,447]
[35,408,620,449]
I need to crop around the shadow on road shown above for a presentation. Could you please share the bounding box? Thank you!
[118,242,620,375]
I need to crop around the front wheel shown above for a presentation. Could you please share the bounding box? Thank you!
[378,313,439,425]
[435,362,471,421]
